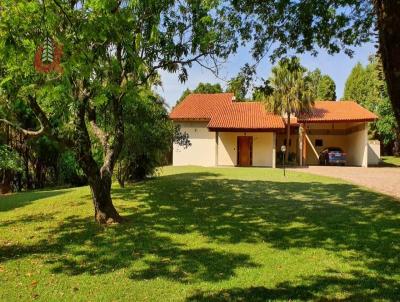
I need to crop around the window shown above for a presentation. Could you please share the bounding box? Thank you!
[315,139,323,147]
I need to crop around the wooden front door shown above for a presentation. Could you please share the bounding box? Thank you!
[237,136,253,166]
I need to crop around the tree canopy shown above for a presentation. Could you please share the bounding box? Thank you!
[306,69,336,101]
[264,57,313,161]
[318,75,336,101]
[344,57,399,149]
[343,63,369,104]
[226,0,400,126]
[0,0,238,223]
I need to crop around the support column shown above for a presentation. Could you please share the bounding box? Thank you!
[362,124,368,168]
[272,132,276,168]
[303,126,307,166]
[299,124,304,166]
[215,131,219,166]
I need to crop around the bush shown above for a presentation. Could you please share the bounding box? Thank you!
[58,151,87,186]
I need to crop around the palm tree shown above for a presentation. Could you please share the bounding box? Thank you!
[264,57,314,162]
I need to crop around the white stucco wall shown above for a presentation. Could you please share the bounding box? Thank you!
[173,122,216,166]
[253,132,275,166]
[217,132,274,167]
[218,132,237,166]
[368,140,381,166]
[346,125,368,167]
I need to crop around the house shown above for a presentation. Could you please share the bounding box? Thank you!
[169,93,379,168]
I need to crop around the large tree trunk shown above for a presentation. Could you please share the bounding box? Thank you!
[75,114,122,224]
[0,170,12,194]
[89,174,122,224]
[24,151,32,190]
[74,85,125,224]
[286,111,291,162]
[374,1,400,126]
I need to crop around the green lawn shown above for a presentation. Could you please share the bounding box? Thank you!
[381,156,400,167]
[1,166,399,301]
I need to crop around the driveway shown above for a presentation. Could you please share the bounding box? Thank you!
[291,166,400,199]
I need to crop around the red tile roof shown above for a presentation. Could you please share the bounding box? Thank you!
[169,93,233,120]
[208,102,285,130]
[298,101,378,123]
[169,94,378,129]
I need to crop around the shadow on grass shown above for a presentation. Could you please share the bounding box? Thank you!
[186,271,400,301]
[1,171,399,299]
[0,189,72,212]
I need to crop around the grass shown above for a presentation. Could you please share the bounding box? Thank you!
[0,166,399,301]
[381,156,400,167]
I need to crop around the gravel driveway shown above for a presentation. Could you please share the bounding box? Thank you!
[291,166,400,199]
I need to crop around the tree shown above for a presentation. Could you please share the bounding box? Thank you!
[306,69,336,101]
[116,89,175,186]
[175,83,223,106]
[376,98,399,150]
[0,144,22,194]
[318,75,336,101]
[343,63,368,104]
[344,56,399,152]
[263,57,313,161]
[193,83,223,94]
[226,64,255,100]
[0,1,237,224]
[305,69,323,101]
[227,0,400,129]
[226,75,247,100]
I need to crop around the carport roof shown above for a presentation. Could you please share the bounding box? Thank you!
[298,101,378,123]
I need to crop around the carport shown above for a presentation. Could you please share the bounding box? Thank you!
[284,101,378,167]
[299,121,369,167]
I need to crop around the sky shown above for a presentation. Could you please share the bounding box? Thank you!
[156,42,376,109]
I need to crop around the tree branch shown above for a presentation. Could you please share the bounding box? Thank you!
[0,95,52,139]
[100,92,125,177]
[27,95,52,131]
[0,118,44,139]
[87,105,110,150]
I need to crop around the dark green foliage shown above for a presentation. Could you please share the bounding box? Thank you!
[376,99,398,146]
[343,63,369,104]
[0,144,22,172]
[252,80,273,101]
[344,57,399,150]
[58,151,87,187]
[226,75,247,100]
[228,1,374,61]
[226,65,255,101]
[0,0,239,218]
[305,69,336,101]
[318,75,336,101]
[193,83,223,94]
[117,89,175,183]
[226,1,400,127]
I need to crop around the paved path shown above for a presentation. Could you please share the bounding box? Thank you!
[291,166,400,199]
